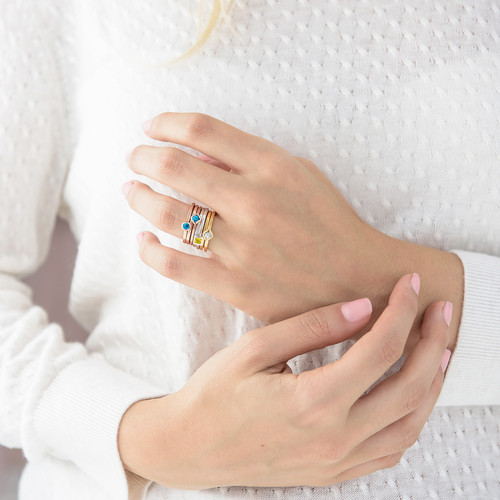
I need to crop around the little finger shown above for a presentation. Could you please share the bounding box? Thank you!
[137,231,228,294]
[327,451,405,485]
[339,359,447,471]
[346,300,450,440]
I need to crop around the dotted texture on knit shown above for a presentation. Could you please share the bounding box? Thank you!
[0,0,89,462]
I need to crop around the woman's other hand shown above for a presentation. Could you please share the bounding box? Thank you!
[123,112,463,353]
[118,274,452,489]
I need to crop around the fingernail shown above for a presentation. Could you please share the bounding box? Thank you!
[122,181,135,197]
[143,119,152,133]
[136,232,144,243]
[440,349,451,373]
[410,273,420,295]
[341,298,373,322]
[442,301,453,327]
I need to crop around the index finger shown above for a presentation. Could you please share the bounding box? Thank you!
[143,112,277,174]
[334,273,420,404]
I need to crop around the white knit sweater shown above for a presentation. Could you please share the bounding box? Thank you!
[1,1,499,499]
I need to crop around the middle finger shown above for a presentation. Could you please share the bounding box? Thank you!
[128,145,234,210]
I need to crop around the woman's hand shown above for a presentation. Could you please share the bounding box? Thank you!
[123,112,464,353]
[118,274,452,489]
[125,113,373,323]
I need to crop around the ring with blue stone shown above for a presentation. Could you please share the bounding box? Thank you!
[190,213,201,224]
[182,202,197,244]
[182,202,216,251]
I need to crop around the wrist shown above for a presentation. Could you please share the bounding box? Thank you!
[117,395,174,480]
[360,228,463,353]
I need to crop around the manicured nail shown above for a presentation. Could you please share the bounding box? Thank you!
[410,273,420,295]
[143,119,152,133]
[341,298,373,322]
[122,181,135,197]
[442,301,453,327]
[440,349,451,373]
[136,232,144,243]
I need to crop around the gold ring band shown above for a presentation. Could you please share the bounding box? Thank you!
[181,203,216,252]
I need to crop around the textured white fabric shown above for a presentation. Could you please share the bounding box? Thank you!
[1,0,499,499]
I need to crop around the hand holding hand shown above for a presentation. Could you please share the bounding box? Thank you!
[118,274,452,489]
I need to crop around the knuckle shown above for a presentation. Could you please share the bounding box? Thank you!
[234,189,264,218]
[154,112,169,129]
[254,148,288,179]
[402,379,427,413]
[228,237,257,269]
[399,421,422,450]
[239,330,267,363]
[158,250,181,279]
[307,435,348,465]
[183,113,212,142]
[401,289,419,318]
[158,148,185,178]
[153,202,177,230]
[378,336,404,367]
[298,310,331,343]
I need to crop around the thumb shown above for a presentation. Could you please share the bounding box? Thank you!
[240,298,373,372]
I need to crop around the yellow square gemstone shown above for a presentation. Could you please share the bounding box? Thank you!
[194,236,203,245]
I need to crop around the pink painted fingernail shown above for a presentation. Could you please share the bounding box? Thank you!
[442,301,453,327]
[143,119,152,133]
[440,349,451,373]
[122,181,135,197]
[136,232,144,243]
[341,298,373,322]
[410,273,420,295]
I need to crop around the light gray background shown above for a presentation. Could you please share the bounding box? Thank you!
[0,217,88,500]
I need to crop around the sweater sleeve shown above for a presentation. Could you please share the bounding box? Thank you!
[0,3,166,499]
[435,249,500,407]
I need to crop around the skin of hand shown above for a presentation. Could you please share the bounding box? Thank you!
[123,112,464,355]
[117,274,452,489]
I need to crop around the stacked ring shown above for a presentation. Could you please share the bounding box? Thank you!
[181,203,216,252]
[201,210,214,252]
[182,203,196,244]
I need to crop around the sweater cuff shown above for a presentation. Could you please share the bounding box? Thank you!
[32,356,167,500]
[435,249,500,406]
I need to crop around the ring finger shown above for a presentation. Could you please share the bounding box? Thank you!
[336,363,444,473]
[123,180,226,254]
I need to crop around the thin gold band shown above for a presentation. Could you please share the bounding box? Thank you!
[181,203,216,251]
